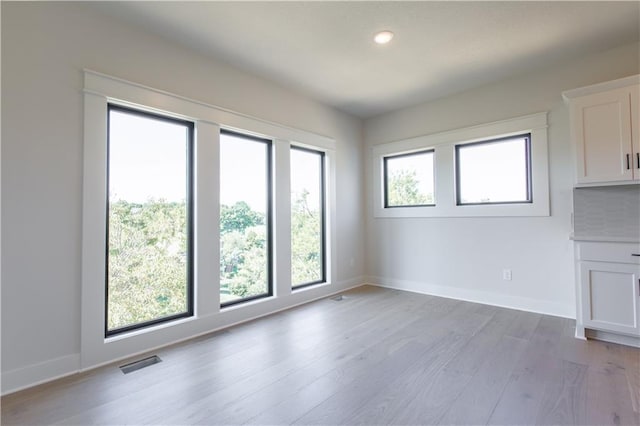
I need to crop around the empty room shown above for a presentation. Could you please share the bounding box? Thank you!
[2,1,639,425]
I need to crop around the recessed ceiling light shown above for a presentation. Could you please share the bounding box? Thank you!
[374,30,394,45]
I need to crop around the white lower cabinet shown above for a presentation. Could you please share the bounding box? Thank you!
[580,261,639,335]
[575,241,640,346]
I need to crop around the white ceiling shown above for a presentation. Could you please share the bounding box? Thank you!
[90,1,639,119]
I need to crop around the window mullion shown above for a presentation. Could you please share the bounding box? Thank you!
[195,121,221,316]
[273,139,292,296]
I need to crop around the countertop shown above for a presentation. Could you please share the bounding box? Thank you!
[570,233,640,244]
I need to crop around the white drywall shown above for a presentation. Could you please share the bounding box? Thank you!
[364,42,640,318]
[1,2,365,393]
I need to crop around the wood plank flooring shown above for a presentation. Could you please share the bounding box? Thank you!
[2,285,639,425]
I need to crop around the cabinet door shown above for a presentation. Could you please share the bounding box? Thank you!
[580,261,639,336]
[572,87,633,183]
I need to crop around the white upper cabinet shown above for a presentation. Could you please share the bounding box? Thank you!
[564,75,640,185]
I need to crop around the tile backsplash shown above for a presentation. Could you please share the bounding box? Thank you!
[573,185,640,239]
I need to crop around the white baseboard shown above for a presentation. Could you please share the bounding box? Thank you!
[365,275,575,319]
[2,354,80,396]
[1,276,366,396]
[336,276,366,290]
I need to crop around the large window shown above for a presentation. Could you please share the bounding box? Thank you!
[219,130,272,306]
[83,71,336,369]
[106,105,193,336]
[384,150,435,207]
[456,134,532,205]
[291,146,326,288]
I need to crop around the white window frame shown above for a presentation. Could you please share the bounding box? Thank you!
[372,112,549,218]
[82,70,336,370]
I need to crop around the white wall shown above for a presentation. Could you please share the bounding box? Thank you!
[1,2,364,393]
[364,42,640,317]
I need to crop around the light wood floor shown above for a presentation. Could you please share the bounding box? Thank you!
[2,286,639,425]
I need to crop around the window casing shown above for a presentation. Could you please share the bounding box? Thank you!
[372,112,549,218]
[290,146,326,289]
[82,70,336,370]
[106,104,194,336]
[455,134,532,206]
[219,130,273,307]
[383,149,435,208]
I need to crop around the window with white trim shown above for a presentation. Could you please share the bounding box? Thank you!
[106,105,194,336]
[82,70,336,370]
[372,112,549,218]
[383,149,435,208]
[219,130,273,306]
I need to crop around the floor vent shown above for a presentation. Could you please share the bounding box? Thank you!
[331,294,346,301]
[119,355,162,374]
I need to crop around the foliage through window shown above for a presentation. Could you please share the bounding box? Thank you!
[106,105,193,335]
[219,131,272,306]
[384,150,435,207]
[291,146,325,288]
[456,134,531,205]
[84,71,338,367]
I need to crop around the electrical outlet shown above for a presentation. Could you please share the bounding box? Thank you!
[503,269,512,281]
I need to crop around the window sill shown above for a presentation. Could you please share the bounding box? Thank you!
[220,294,275,312]
[104,315,197,344]
[292,281,329,292]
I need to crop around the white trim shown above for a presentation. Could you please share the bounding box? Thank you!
[1,354,80,396]
[84,70,335,150]
[372,112,549,218]
[570,233,640,244]
[372,112,547,156]
[80,92,108,369]
[195,121,221,317]
[81,71,339,372]
[562,74,640,102]
[273,139,293,298]
[326,149,338,287]
[574,180,640,188]
[365,276,574,319]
